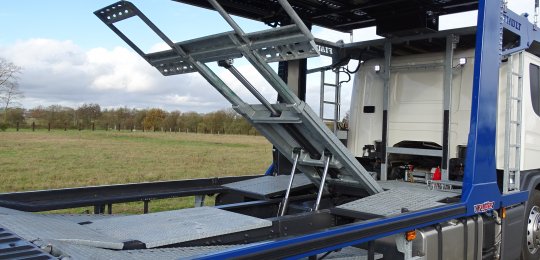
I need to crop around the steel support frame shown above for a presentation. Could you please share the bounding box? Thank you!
[195,1,529,259]
[442,34,457,181]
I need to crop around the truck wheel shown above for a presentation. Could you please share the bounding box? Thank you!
[522,188,540,260]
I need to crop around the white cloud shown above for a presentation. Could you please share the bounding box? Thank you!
[1,1,535,116]
[0,38,230,112]
[86,47,156,92]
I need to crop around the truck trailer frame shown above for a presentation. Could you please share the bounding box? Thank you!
[1,0,540,259]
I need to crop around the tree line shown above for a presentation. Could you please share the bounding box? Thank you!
[1,104,259,135]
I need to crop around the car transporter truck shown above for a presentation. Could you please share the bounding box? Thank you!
[1,0,540,259]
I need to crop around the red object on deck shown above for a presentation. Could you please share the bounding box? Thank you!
[433,166,441,181]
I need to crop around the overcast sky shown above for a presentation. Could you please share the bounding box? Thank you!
[0,0,533,117]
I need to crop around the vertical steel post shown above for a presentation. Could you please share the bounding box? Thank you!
[381,40,392,181]
[462,0,504,206]
[334,70,340,133]
[442,35,456,181]
[320,70,325,118]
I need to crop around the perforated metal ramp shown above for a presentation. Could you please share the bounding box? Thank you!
[0,225,55,260]
[338,182,458,216]
[43,214,125,224]
[224,174,314,199]
[86,207,272,248]
[95,0,384,196]
[0,213,125,250]
[378,180,461,194]
[36,239,238,260]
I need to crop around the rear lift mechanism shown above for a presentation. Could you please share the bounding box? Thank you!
[95,0,383,195]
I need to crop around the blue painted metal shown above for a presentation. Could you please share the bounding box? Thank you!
[264,164,274,176]
[194,204,466,260]
[460,0,503,213]
[502,9,534,55]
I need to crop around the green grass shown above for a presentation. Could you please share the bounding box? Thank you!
[0,130,272,213]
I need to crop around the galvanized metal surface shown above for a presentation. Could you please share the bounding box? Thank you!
[320,246,383,260]
[0,214,125,250]
[43,214,125,224]
[412,218,484,260]
[378,180,461,194]
[0,225,55,260]
[503,51,524,193]
[39,239,238,260]
[95,0,384,196]
[224,174,312,198]
[338,183,457,216]
[86,207,272,248]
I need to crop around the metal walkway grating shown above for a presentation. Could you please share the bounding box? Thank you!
[36,239,239,260]
[224,174,313,199]
[338,181,459,216]
[0,225,55,260]
[85,207,272,248]
[0,213,126,250]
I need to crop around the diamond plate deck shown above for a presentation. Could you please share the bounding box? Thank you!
[223,174,313,199]
[38,239,238,260]
[338,182,459,216]
[0,225,55,260]
[0,214,125,250]
[378,180,461,194]
[44,214,125,224]
[86,207,272,248]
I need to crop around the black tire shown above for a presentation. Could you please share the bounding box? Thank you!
[522,188,540,260]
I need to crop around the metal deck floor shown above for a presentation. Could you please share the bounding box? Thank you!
[0,213,125,250]
[223,174,313,199]
[85,207,272,248]
[338,181,460,216]
[35,239,239,260]
[36,239,382,260]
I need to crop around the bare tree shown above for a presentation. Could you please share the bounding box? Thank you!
[0,58,23,123]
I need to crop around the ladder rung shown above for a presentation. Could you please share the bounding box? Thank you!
[510,97,522,101]
[508,168,519,172]
[323,101,337,105]
[510,120,521,125]
[323,83,338,87]
[322,118,337,121]
[510,144,521,148]
[511,72,523,77]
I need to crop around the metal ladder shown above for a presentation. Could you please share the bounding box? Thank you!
[95,0,383,195]
[503,51,524,193]
[319,68,342,133]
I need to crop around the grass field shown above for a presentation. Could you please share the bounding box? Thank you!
[0,130,273,213]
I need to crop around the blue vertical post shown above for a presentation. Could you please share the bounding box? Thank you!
[462,0,503,211]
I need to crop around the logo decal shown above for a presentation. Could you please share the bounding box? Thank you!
[317,45,334,55]
[474,201,495,213]
[503,14,522,31]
